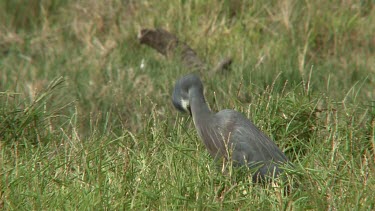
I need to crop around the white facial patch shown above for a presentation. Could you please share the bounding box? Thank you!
[180,99,190,112]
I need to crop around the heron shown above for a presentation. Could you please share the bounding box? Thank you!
[172,74,290,183]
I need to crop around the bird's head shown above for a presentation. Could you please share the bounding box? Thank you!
[172,74,203,115]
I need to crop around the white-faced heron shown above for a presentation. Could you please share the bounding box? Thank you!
[172,74,290,182]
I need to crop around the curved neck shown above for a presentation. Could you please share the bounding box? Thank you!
[189,87,212,120]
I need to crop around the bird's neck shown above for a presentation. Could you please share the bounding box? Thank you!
[189,88,212,120]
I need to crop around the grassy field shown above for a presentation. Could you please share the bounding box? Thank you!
[1,0,375,210]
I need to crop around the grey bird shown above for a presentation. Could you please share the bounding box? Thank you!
[172,74,289,182]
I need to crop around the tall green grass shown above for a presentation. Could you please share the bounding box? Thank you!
[1,0,374,210]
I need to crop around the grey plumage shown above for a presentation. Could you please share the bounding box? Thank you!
[172,74,289,182]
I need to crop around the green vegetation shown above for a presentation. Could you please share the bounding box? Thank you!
[1,0,374,210]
